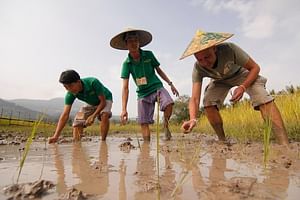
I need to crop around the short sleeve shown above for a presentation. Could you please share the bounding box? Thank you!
[229,43,250,67]
[149,51,160,68]
[65,92,76,105]
[192,63,204,83]
[121,61,130,79]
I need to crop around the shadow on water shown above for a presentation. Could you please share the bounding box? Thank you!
[0,136,300,199]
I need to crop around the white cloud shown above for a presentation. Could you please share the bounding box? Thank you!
[190,0,300,39]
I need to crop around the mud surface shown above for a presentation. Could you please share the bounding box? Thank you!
[0,133,300,199]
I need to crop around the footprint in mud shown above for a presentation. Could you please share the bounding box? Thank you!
[3,180,55,199]
[58,187,91,200]
[119,141,136,152]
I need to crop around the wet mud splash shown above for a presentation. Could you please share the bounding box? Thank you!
[0,133,300,199]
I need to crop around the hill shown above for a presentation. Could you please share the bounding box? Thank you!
[8,98,84,119]
[0,98,52,121]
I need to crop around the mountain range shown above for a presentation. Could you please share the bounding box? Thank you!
[0,98,83,122]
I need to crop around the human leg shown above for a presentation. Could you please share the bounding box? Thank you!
[98,100,113,141]
[72,105,95,142]
[247,76,288,145]
[163,104,173,140]
[137,94,156,141]
[259,101,289,145]
[204,106,226,141]
[158,88,174,140]
[100,112,110,141]
[73,126,83,142]
[203,81,230,141]
[141,124,151,141]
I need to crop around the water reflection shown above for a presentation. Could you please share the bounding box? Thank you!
[134,142,156,199]
[72,142,109,195]
[260,167,289,199]
[53,144,68,194]
[47,139,298,200]
[118,159,127,200]
[52,142,109,196]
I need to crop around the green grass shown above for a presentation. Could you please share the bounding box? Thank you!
[195,90,300,142]
[263,117,272,168]
[1,90,300,142]
[16,115,44,183]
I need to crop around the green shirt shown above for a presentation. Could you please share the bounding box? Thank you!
[192,42,250,83]
[121,49,163,98]
[65,77,113,106]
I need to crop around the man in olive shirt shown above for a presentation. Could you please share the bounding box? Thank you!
[110,28,179,141]
[48,70,113,143]
[180,30,289,145]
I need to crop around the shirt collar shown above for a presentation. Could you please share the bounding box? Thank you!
[125,49,145,64]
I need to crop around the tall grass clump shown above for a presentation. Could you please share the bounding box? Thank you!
[263,116,272,168]
[196,100,262,142]
[16,115,44,183]
[195,90,300,142]
[274,90,300,141]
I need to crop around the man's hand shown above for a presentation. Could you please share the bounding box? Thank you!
[230,85,246,103]
[48,136,59,144]
[85,115,95,126]
[120,111,128,125]
[181,119,197,133]
[170,83,179,97]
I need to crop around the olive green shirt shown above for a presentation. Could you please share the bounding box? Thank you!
[192,42,250,83]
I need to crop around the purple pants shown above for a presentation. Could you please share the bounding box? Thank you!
[137,87,174,124]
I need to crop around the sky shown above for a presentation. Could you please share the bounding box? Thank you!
[1,0,299,117]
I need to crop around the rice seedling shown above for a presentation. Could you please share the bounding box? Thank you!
[263,116,272,168]
[16,115,44,183]
[170,141,202,198]
[170,169,189,197]
[156,94,161,200]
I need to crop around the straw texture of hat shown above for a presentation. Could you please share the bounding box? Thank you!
[110,28,152,50]
[180,30,233,60]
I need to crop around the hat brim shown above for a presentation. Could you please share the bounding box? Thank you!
[110,29,152,50]
[180,32,233,60]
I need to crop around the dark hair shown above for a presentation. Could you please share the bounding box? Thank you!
[59,70,80,84]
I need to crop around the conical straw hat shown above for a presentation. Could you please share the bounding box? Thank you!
[180,30,233,60]
[110,28,152,50]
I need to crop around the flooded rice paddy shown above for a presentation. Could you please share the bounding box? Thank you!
[1,133,300,199]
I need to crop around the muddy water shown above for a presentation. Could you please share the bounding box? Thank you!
[0,135,300,199]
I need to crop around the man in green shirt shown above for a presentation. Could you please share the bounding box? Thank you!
[110,28,179,141]
[180,30,289,145]
[48,70,113,143]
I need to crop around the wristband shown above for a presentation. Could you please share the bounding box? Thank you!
[239,84,246,92]
[191,118,197,124]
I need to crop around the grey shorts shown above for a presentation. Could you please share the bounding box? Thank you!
[72,100,113,127]
[203,70,274,110]
[137,87,173,124]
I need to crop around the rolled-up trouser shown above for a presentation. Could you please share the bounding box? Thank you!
[203,70,274,110]
[72,100,112,127]
[137,87,174,124]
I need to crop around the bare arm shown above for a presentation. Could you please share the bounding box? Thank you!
[156,67,179,96]
[48,104,72,143]
[181,82,202,133]
[230,57,260,102]
[121,79,129,124]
